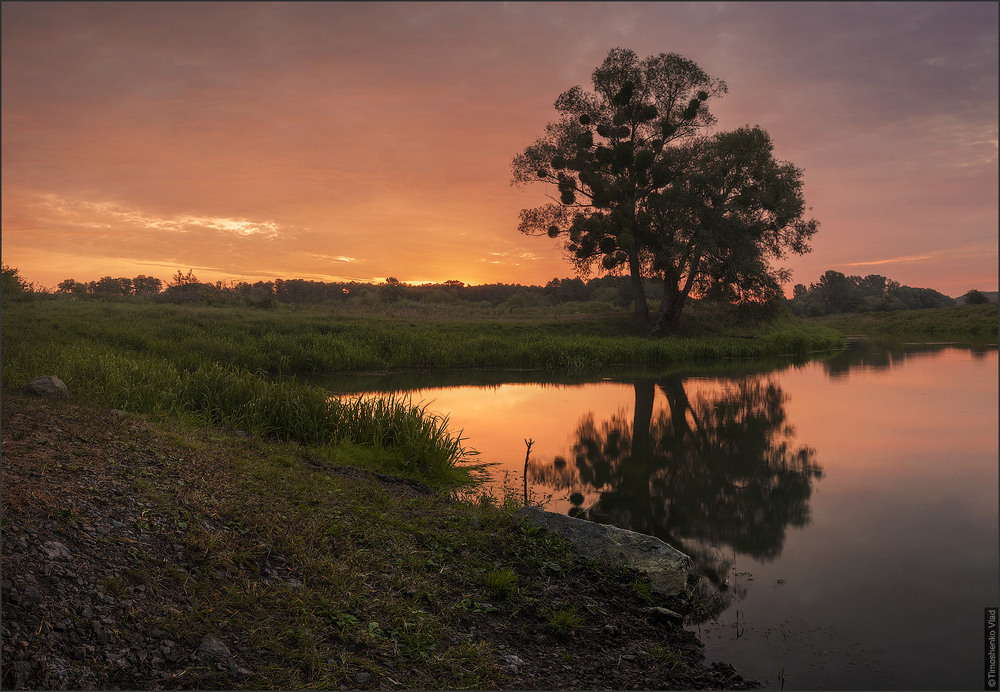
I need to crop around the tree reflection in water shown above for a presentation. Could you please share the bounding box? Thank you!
[528,375,821,621]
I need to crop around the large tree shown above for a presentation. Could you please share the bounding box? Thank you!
[647,126,819,329]
[512,47,818,333]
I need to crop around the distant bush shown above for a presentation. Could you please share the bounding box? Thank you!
[963,289,990,305]
[1,265,29,299]
[788,270,955,316]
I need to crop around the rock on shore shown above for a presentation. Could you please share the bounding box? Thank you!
[515,506,694,596]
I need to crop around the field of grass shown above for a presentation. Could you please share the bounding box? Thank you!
[3,298,845,373]
[810,303,998,338]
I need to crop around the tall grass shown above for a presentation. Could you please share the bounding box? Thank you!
[1,333,477,486]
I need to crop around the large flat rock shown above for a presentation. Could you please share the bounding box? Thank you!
[515,506,693,596]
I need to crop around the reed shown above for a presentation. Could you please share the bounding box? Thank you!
[1,328,477,486]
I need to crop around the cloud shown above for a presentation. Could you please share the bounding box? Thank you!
[841,255,932,268]
[312,253,358,264]
[36,194,283,239]
[839,242,999,270]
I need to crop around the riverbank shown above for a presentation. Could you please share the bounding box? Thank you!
[808,303,998,337]
[1,392,756,690]
[0,299,835,688]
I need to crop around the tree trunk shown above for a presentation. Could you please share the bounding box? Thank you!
[651,289,686,335]
[631,380,655,454]
[648,280,684,334]
[658,376,696,441]
[650,256,701,335]
[627,249,650,331]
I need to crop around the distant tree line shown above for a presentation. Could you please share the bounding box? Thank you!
[9,266,641,309]
[56,274,164,299]
[788,270,958,316]
[5,263,992,316]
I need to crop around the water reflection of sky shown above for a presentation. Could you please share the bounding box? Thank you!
[331,343,998,690]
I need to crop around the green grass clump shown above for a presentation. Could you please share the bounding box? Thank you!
[483,567,519,599]
[543,605,586,636]
[648,643,684,672]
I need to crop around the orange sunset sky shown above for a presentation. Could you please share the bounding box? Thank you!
[2,2,997,295]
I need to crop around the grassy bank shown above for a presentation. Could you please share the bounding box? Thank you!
[809,303,998,338]
[2,394,753,689]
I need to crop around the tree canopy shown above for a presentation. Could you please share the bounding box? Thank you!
[512,47,818,333]
[789,270,956,316]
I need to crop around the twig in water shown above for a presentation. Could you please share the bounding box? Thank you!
[523,438,534,506]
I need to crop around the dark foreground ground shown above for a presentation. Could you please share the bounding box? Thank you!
[2,393,756,690]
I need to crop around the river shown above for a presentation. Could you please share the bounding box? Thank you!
[316,338,999,690]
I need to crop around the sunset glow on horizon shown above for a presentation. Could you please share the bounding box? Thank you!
[3,2,997,295]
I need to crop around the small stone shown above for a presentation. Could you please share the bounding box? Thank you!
[198,634,232,659]
[21,375,70,398]
[24,586,42,600]
[503,654,526,673]
[13,661,31,687]
[39,541,72,560]
[355,672,372,684]
[642,606,683,621]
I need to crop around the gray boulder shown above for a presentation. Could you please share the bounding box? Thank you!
[21,375,70,398]
[515,506,693,596]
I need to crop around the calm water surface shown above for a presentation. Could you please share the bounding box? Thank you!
[320,339,998,690]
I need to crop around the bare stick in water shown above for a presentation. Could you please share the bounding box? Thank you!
[523,438,534,506]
